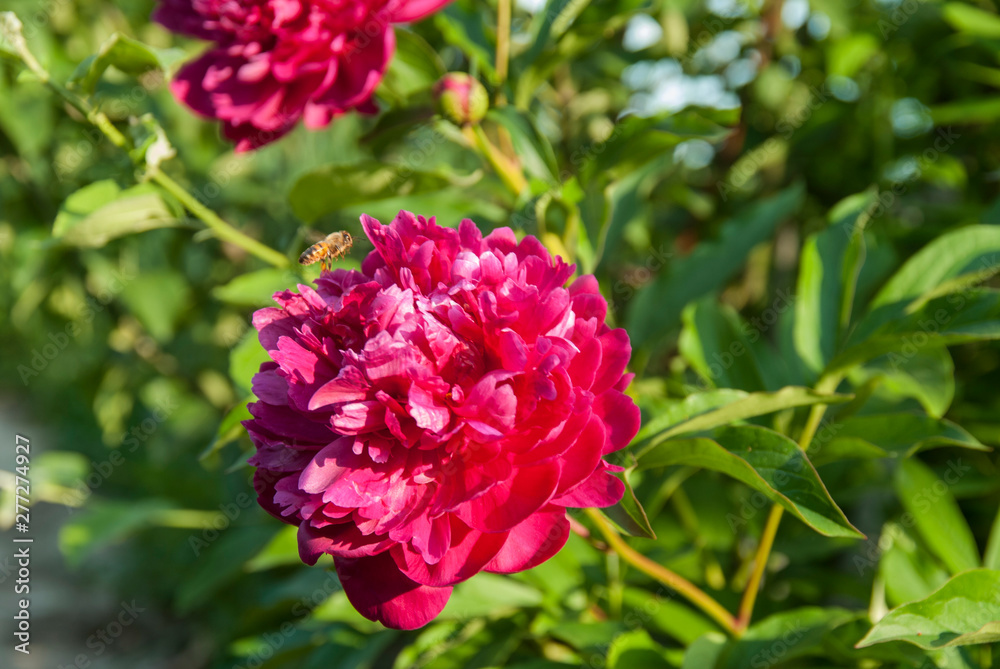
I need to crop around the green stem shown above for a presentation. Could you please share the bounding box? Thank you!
[464,124,528,195]
[585,508,740,637]
[736,504,783,630]
[4,15,288,268]
[496,0,511,95]
[149,170,289,268]
[735,372,843,632]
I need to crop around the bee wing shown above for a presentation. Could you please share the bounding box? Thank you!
[302,228,326,244]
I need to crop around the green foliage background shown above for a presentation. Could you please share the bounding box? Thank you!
[2,0,1000,667]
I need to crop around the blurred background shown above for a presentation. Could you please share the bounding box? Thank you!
[2,0,1000,667]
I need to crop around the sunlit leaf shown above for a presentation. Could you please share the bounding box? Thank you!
[289,162,451,223]
[857,569,1000,649]
[637,386,852,457]
[637,425,862,538]
[627,183,806,350]
[894,458,980,575]
[69,32,183,94]
[53,181,182,247]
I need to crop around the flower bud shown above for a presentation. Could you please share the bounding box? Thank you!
[434,72,488,126]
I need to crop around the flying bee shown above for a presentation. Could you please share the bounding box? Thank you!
[299,230,353,271]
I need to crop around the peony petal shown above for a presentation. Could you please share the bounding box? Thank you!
[251,366,289,406]
[566,337,601,389]
[316,29,394,111]
[309,366,370,410]
[592,329,631,394]
[592,389,641,454]
[298,521,392,564]
[335,552,452,630]
[407,384,451,433]
[393,517,507,586]
[553,416,605,495]
[484,507,569,573]
[551,468,624,508]
[456,460,560,532]
[387,0,455,22]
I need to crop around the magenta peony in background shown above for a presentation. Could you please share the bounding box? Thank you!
[154,0,451,151]
[244,212,640,629]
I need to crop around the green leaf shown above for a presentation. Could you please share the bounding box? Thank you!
[813,412,988,466]
[379,28,444,102]
[514,0,585,75]
[627,183,805,351]
[200,398,253,465]
[637,425,862,538]
[440,573,542,619]
[607,630,672,669]
[549,621,627,652]
[212,268,297,307]
[681,633,727,669]
[634,389,748,444]
[53,180,181,247]
[581,110,734,183]
[230,328,270,396]
[895,458,980,575]
[827,33,880,78]
[593,154,670,274]
[637,387,852,457]
[853,347,955,418]
[119,270,192,342]
[678,298,770,392]
[857,569,1000,649]
[832,290,1000,374]
[942,3,1000,39]
[486,107,559,183]
[433,5,496,83]
[52,180,121,234]
[871,225,1000,310]
[69,32,184,94]
[877,523,951,607]
[622,588,717,645]
[59,499,176,567]
[985,509,1000,571]
[930,98,1000,125]
[602,469,655,539]
[288,162,451,223]
[245,525,300,572]
[717,608,856,669]
[177,525,277,613]
[794,190,873,375]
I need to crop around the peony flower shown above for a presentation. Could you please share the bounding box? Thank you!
[244,211,640,629]
[434,72,489,126]
[154,0,451,151]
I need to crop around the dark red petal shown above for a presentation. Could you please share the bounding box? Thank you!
[315,29,394,111]
[253,469,295,522]
[591,329,631,394]
[393,517,507,587]
[387,0,454,22]
[566,337,601,389]
[551,469,624,508]
[554,417,605,496]
[484,507,569,573]
[593,389,641,454]
[456,460,560,532]
[298,522,392,565]
[335,552,452,630]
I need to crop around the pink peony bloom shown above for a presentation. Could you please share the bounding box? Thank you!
[244,212,640,629]
[154,0,451,151]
